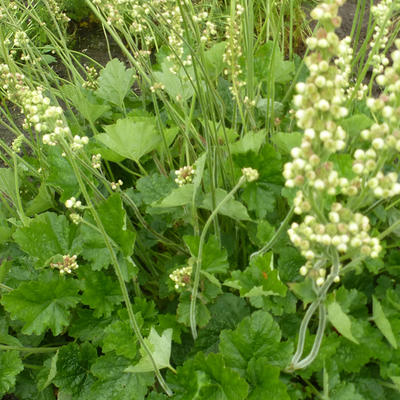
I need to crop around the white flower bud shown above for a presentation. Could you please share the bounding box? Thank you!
[299,266,308,276]
[372,138,384,150]
[316,277,325,286]
[329,212,340,223]
[65,198,75,209]
[296,82,306,93]
[320,130,332,141]
[318,99,330,111]
[314,179,325,190]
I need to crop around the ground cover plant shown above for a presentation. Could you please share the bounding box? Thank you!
[1,0,400,398]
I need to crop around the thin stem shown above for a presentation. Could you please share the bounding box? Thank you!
[0,344,58,353]
[288,252,339,371]
[290,295,322,367]
[294,303,327,369]
[190,176,246,339]
[12,153,27,226]
[63,142,172,396]
[0,283,13,292]
[250,205,294,260]
[379,219,400,240]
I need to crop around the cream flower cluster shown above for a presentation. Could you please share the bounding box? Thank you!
[289,204,381,284]
[223,4,245,96]
[12,135,24,153]
[175,165,195,186]
[47,0,71,24]
[51,254,79,274]
[111,179,123,190]
[242,167,259,182]
[71,135,89,151]
[92,153,102,169]
[69,213,82,225]
[169,264,192,290]
[82,65,99,90]
[0,64,70,147]
[353,40,400,199]
[65,197,83,209]
[370,0,394,74]
[285,0,384,284]
[13,31,29,47]
[92,0,215,71]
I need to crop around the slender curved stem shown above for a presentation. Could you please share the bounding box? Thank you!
[63,142,173,396]
[294,303,327,369]
[0,283,13,292]
[288,251,340,371]
[250,205,294,260]
[0,344,58,353]
[290,296,322,366]
[379,219,400,240]
[190,176,246,339]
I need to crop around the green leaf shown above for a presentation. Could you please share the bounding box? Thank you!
[204,42,227,80]
[373,296,397,348]
[77,194,136,270]
[331,383,365,400]
[37,352,58,390]
[271,132,302,155]
[246,358,290,400]
[331,154,356,181]
[79,268,123,317]
[194,294,250,354]
[256,98,284,117]
[254,41,294,84]
[230,131,266,154]
[0,168,17,205]
[95,59,135,107]
[341,114,373,137]
[125,328,172,373]
[135,174,175,205]
[177,291,211,328]
[97,117,160,161]
[53,343,97,397]
[193,152,207,188]
[153,184,195,208]
[241,183,275,219]
[184,235,229,275]
[46,147,79,202]
[0,350,24,396]
[168,352,248,400]
[102,320,138,359]
[157,313,185,344]
[88,353,152,400]
[224,253,287,298]
[13,212,72,268]
[288,278,316,304]
[219,310,292,372]
[255,220,275,246]
[153,60,195,101]
[0,318,22,347]
[68,308,113,346]
[233,143,282,185]
[1,272,80,335]
[327,302,359,344]
[201,188,250,221]
[25,184,55,216]
[63,85,110,123]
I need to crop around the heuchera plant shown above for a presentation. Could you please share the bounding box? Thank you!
[284,0,400,370]
[1,0,400,398]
